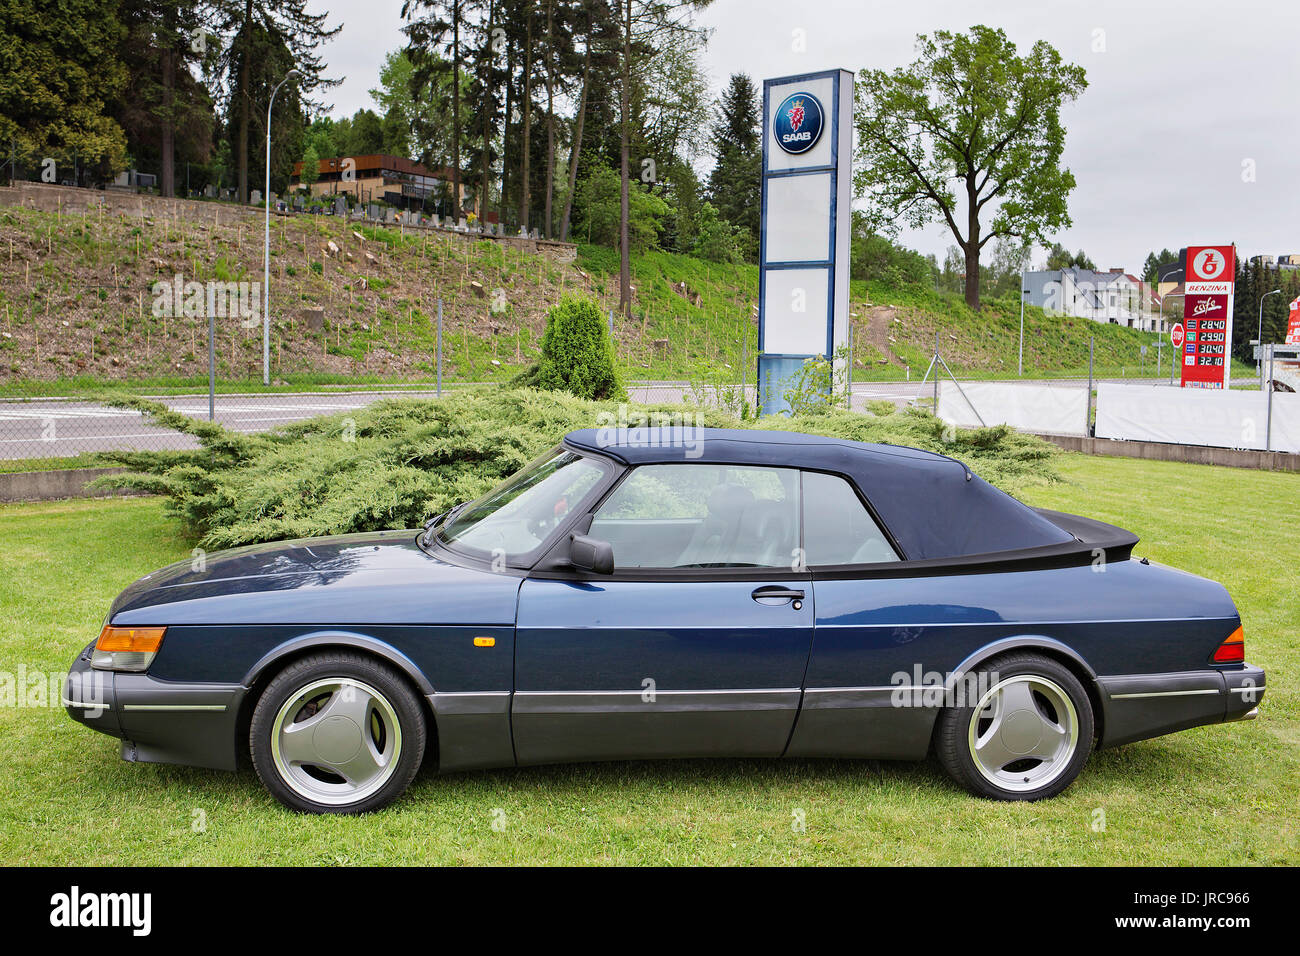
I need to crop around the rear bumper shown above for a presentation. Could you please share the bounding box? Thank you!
[64,641,245,771]
[1096,663,1265,748]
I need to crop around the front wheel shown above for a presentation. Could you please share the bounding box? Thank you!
[934,652,1094,801]
[250,651,427,814]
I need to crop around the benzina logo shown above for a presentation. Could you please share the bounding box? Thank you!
[49,886,151,936]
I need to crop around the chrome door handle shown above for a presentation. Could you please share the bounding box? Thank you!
[751,586,804,603]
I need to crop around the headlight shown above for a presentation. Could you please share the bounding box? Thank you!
[91,625,166,672]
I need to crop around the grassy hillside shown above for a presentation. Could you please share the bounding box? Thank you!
[0,188,1176,397]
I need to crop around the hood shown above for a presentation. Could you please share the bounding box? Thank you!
[110,530,521,627]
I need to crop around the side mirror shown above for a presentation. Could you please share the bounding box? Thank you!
[569,533,614,575]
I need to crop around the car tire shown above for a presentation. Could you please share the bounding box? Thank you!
[934,651,1094,801]
[250,651,426,814]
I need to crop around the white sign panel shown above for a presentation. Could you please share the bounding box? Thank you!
[937,381,1090,437]
[1095,382,1300,453]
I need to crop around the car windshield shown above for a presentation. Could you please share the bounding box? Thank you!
[436,447,606,560]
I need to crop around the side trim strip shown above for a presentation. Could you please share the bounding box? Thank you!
[1109,689,1221,700]
[61,697,112,710]
[513,688,802,715]
[121,704,229,712]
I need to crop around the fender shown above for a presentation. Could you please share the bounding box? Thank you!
[240,629,436,696]
[947,634,1098,688]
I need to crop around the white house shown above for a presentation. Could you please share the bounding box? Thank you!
[1023,268,1162,332]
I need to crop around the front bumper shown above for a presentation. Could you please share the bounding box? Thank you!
[1096,663,1265,749]
[64,641,246,771]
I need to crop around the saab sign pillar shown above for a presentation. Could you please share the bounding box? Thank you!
[758,69,854,414]
[1180,244,1236,389]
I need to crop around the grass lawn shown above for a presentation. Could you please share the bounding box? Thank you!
[0,453,1294,865]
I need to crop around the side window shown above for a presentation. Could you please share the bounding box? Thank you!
[591,464,799,569]
[802,472,899,565]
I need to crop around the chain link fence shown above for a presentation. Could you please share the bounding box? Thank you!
[1,181,1183,472]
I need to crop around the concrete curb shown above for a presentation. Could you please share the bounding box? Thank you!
[1032,434,1300,472]
[0,468,150,503]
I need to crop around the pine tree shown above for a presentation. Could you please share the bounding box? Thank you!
[0,0,129,179]
[705,73,761,257]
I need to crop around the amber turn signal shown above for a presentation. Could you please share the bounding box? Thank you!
[91,625,166,672]
[96,625,166,654]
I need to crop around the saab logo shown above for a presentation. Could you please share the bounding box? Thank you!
[773,91,825,155]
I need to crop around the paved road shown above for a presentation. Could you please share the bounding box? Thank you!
[0,390,448,459]
[0,376,1254,461]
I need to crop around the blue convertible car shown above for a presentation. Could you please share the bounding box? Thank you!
[65,427,1264,812]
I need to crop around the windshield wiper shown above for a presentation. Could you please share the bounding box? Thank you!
[422,501,468,546]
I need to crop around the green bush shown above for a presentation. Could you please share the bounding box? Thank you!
[94,388,1061,549]
[511,295,626,401]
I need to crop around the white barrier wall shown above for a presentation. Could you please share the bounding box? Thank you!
[1095,382,1300,453]
[937,381,1089,436]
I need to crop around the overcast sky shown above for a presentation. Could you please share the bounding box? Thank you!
[313,0,1299,272]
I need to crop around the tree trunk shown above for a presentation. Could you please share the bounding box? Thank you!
[480,0,494,223]
[499,31,513,229]
[618,0,631,318]
[963,243,981,310]
[559,42,590,243]
[518,10,532,231]
[237,0,252,204]
[450,1,461,221]
[963,177,981,310]
[543,0,554,239]
[160,45,175,198]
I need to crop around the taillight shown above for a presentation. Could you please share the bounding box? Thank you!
[1212,626,1244,664]
[91,625,166,672]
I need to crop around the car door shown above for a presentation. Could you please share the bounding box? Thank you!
[512,462,813,764]
[783,470,939,760]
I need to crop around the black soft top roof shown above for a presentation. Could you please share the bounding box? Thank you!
[563,427,1076,561]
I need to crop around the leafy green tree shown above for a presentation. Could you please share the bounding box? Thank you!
[854,25,1087,310]
[691,202,746,264]
[0,0,129,179]
[1142,248,1177,282]
[344,109,385,155]
[403,0,481,221]
[1046,242,1095,271]
[660,157,703,253]
[371,47,472,167]
[512,295,625,400]
[850,213,935,286]
[614,0,711,318]
[576,159,667,251]
[298,141,320,191]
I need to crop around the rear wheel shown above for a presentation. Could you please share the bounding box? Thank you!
[250,651,426,814]
[935,652,1093,801]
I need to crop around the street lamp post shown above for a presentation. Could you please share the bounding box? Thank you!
[1257,288,1281,385]
[263,68,300,386]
